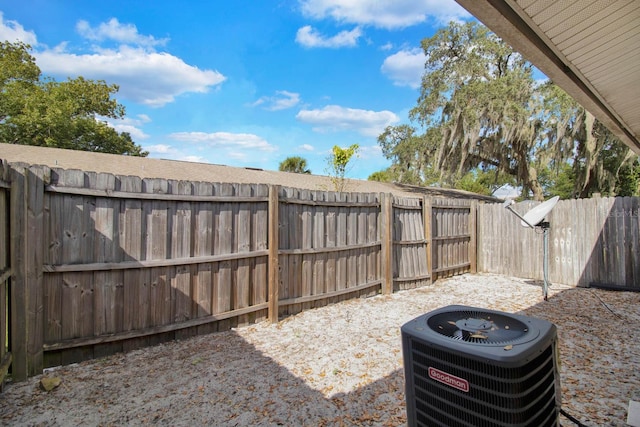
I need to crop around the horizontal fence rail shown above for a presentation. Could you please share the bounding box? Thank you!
[0,161,477,381]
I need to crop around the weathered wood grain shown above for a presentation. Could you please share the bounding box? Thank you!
[478,197,639,289]
[3,162,492,376]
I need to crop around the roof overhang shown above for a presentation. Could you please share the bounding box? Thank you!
[455,0,640,155]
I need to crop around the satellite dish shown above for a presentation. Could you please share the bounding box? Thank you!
[520,196,559,228]
[503,195,560,301]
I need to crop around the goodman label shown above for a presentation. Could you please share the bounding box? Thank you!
[428,367,469,393]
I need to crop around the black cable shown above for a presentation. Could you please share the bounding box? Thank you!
[560,408,589,427]
[590,289,624,320]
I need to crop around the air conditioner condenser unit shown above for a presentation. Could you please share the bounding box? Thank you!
[401,305,561,427]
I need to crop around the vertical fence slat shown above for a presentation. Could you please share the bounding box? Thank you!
[469,201,477,273]
[381,193,393,294]
[268,185,279,323]
[193,181,213,333]
[235,184,252,326]
[423,197,433,284]
[121,175,146,352]
[92,173,123,358]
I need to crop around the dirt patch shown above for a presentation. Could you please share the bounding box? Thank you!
[1,273,638,426]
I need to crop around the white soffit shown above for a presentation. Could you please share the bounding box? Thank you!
[455,0,640,154]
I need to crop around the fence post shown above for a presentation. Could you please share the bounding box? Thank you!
[380,193,393,295]
[469,200,478,273]
[26,166,45,376]
[423,197,433,283]
[10,166,27,381]
[10,166,46,380]
[268,185,280,323]
[0,161,12,390]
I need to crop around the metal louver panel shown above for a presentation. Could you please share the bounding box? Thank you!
[402,305,560,427]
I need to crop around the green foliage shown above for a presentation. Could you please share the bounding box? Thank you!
[538,163,576,199]
[325,144,359,192]
[367,169,393,182]
[615,159,640,197]
[278,156,311,174]
[456,172,492,195]
[377,124,439,185]
[455,168,516,196]
[0,41,147,156]
[410,21,544,197]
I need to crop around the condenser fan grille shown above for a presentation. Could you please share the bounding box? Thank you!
[427,310,529,344]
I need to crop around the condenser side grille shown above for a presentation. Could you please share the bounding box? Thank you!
[407,337,559,427]
[411,340,556,395]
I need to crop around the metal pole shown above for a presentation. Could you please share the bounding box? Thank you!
[542,223,550,301]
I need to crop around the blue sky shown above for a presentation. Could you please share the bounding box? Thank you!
[1,1,473,179]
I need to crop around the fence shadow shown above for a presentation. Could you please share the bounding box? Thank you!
[4,272,638,426]
[515,283,640,426]
[1,327,408,426]
[576,196,640,289]
[478,196,640,291]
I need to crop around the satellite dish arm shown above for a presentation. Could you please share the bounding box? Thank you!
[503,201,536,228]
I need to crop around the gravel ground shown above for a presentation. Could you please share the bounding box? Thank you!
[1,273,638,426]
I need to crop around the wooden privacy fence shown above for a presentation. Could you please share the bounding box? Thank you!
[1,162,477,381]
[478,197,640,289]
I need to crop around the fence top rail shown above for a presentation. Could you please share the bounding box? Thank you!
[432,203,472,209]
[45,184,269,203]
[279,196,380,208]
[392,203,423,210]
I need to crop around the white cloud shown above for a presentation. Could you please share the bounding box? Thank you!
[299,144,315,151]
[380,42,394,51]
[295,25,362,48]
[381,48,425,88]
[299,0,470,29]
[226,152,248,161]
[36,45,226,107]
[0,12,37,44]
[145,144,175,154]
[179,155,209,163]
[251,90,301,111]
[169,131,277,152]
[101,114,152,140]
[144,144,208,163]
[1,15,226,107]
[296,105,399,136]
[111,123,149,140]
[358,144,383,159]
[76,18,168,48]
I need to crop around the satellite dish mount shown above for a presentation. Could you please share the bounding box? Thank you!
[503,196,559,301]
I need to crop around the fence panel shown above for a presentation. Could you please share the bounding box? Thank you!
[478,197,640,289]
[277,188,382,317]
[431,199,474,279]
[40,169,270,366]
[0,160,481,379]
[392,197,430,290]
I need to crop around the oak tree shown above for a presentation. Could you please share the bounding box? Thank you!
[0,41,146,156]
